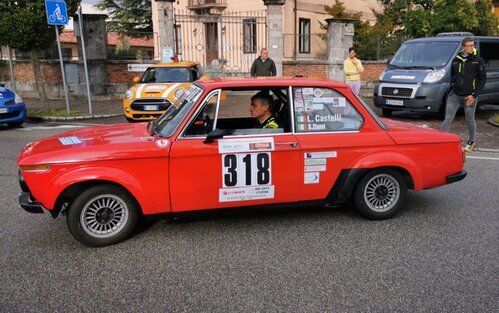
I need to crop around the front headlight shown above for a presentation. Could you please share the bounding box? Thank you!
[378,70,386,81]
[173,88,185,99]
[125,89,134,99]
[423,68,446,83]
[15,93,23,104]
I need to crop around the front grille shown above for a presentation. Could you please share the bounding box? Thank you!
[381,87,412,98]
[132,113,163,119]
[1,100,16,106]
[0,112,20,119]
[131,98,172,111]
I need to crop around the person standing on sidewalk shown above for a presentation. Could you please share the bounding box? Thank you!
[441,37,486,152]
[344,47,364,95]
[250,48,277,77]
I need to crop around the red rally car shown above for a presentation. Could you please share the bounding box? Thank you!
[17,78,467,247]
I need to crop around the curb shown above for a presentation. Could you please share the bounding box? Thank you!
[27,113,122,122]
[487,115,499,127]
[476,148,499,153]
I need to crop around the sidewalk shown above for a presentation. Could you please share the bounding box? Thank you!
[24,97,123,121]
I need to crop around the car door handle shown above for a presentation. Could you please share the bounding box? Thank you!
[276,142,298,148]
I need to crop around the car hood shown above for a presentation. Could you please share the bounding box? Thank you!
[132,82,187,98]
[381,69,430,84]
[0,87,15,105]
[382,118,461,144]
[18,122,172,165]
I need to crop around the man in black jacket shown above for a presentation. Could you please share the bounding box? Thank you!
[250,48,277,77]
[441,37,486,152]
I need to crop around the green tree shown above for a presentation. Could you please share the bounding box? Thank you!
[0,0,80,109]
[96,0,152,37]
[473,0,498,35]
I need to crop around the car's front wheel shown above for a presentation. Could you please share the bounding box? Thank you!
[67,184,139,247]
[8,121,24,127]
[353,169,407,219]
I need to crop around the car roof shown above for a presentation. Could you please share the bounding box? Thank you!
[150,61,199,68]
[406,36,498,43]
[196,77,349,89]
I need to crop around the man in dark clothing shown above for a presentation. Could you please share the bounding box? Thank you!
[441,37,486,152]
[250,48,277,77]
[249,92,281,129]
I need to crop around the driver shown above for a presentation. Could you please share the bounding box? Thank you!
[249,91,281,129]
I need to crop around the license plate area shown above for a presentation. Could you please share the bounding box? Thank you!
[143,105,159,111]
[385,99,403,106]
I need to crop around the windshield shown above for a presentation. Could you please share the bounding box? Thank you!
[154,84,204,137]
[390,41,459,68]
[141,67,193,83]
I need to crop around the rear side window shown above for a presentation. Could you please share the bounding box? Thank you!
[292,87,363,133]
[479,41,499,69]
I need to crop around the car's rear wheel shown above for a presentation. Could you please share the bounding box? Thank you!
[7,121,23,127]
[353,169,407,219]
[382,108,393,117]
[67,184,139,247]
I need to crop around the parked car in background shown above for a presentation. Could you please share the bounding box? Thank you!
[123,61,205,122]
[18,78,466,247]
[374,33,499,118]
[0,85,26,127]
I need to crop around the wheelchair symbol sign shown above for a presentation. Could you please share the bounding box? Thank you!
[45,0,68,26]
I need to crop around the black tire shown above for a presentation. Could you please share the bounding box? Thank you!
[353,169,407,220]
[382,108,393,117]
[125,116,135,122]
[7,121,23,127]
[67,184,139,247]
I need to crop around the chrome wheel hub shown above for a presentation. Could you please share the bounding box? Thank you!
[364,174,400,212]
[80,194,129,238]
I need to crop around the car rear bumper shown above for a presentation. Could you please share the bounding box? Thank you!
[446,170,467,184]
[19,191,45,214]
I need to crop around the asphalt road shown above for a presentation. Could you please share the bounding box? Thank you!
[0,122,498,312]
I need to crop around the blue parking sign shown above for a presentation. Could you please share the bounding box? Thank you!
[45,0,68,26]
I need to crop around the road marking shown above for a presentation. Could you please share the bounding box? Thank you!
[467,155,499,161]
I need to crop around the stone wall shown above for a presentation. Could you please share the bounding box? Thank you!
[283,60,385,82]
[0,59,386,98]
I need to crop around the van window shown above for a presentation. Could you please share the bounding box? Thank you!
[479,41,499,69]
[390,41,459,68]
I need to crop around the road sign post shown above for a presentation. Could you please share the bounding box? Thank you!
[45,0,70,115]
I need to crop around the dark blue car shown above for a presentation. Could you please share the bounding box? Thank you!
[0,85,27,127]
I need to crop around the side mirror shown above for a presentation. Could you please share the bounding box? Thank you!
[204,129,232,144]
[132,77,140,83]
[386,57,392,65]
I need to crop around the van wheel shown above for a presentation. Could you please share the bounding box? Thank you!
[67,184,139,247]
[353,169,407,220]
[382,109,393,117]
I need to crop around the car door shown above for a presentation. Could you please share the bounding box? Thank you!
[169,88,302,213]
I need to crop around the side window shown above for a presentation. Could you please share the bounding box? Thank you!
[293,87,363,133]
[215,89,290,135]
[183,91,219,136]
[479,41,499,69]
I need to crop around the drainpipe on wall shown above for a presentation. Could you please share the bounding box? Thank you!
[294,0,297,60]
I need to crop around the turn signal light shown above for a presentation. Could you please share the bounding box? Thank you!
[20,165,51,172]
